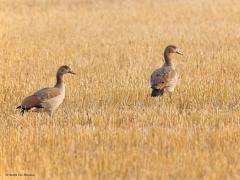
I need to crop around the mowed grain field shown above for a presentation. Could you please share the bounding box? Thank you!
[1,0,240,179]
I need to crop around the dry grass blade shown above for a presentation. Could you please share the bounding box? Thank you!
[1,0,240,179]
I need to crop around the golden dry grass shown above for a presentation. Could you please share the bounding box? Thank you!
[1,0,240,179]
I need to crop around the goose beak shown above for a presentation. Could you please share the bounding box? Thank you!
[176,50,183,55]
[68,69,76,75]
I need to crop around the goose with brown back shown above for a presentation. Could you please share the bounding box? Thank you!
[17,65,76,117]
[151,45,183,97]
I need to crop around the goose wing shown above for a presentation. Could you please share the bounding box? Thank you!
[151,67,176,90]
[18,88,61,111]
[32,88,61,101]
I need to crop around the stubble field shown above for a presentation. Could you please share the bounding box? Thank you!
[1,0,240,179]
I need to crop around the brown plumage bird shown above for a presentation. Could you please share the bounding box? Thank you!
[151,45,183,97]
[17,65,76,117]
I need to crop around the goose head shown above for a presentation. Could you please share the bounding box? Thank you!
[165,45,183,55]
[57,65,76,76]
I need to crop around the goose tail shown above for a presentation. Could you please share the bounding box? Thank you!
[151,88,164,97]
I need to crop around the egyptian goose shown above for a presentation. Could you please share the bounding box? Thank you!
[151,45,183,97]
[17,65,76,116]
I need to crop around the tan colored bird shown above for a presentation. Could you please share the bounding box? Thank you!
[151,45,183,97]
[17,65,76,117]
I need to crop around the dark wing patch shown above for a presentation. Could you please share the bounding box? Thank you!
[21,96,42,109]
[17,87,61,115]
[17,95,43,115]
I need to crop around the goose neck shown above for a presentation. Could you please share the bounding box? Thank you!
[55,73,64,89]
[164,50,172,66]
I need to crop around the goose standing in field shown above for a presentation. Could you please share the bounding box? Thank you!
[151,45,183,97]
[17,65,76,117]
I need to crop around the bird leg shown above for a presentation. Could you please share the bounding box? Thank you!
[48,111,53,119]
[169,92,173,102]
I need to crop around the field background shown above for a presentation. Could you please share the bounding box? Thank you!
[1,0,240,179]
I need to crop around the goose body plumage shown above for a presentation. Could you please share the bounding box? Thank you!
[17,65,75,116]
[150,45,182,97]
[151,64,178,93]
